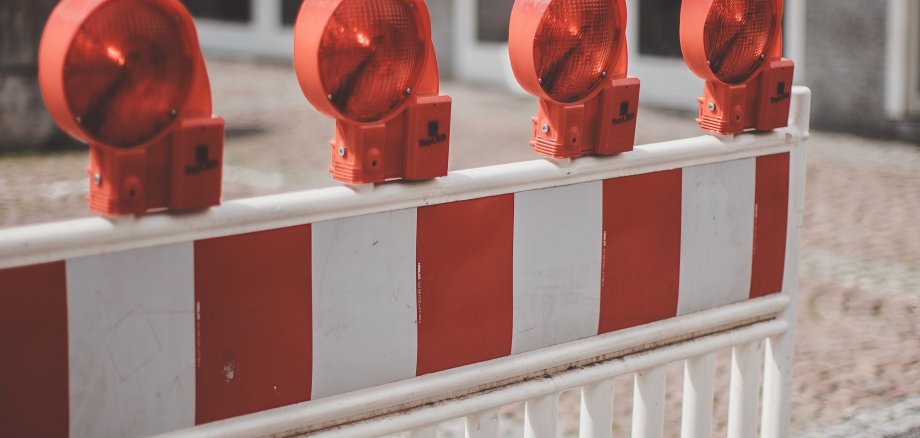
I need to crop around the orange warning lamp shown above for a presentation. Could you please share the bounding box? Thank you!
[680,0,794,135]
[509,0,640,159]
[294,0,451,185]
[39,0,224,216]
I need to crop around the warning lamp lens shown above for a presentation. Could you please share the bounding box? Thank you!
[318,0,426,123]
[703,0,775,84]
[533,0,619,103]
[63,0,193,148]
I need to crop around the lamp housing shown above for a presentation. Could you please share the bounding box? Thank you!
[509,0,640,159]
[680,0,794,135]
[294,0,451,185]
[39,0,224,216]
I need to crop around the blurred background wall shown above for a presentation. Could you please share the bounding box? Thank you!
[806,0,920,140]
[2,0,919,151]
[0,0,61,151]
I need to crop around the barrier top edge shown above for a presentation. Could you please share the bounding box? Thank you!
[0,87,811,270]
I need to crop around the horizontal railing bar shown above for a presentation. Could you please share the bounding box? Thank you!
[155,295,789,438]
[0,94,808,270]
[163,319,788,438]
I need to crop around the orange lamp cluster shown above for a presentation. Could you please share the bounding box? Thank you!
[37,0,794,217]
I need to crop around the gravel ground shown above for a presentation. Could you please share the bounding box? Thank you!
[1,59,918,436]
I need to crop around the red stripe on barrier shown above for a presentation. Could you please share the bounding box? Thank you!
[599,170,682,333]
[194,226,313,424]
[751,153,791,298]
[0,262,69,438]
[416,196,514,375]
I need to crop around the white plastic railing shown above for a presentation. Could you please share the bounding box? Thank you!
[155,298,789,438]
[143,88,810,438]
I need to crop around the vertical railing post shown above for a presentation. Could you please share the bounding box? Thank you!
[409,424,438,438]
[525,394,558,438]
[632,367,667,438]
[580,380,615,438]
[680,353,715,438]
[728,341,764,438]
[466,410,500,438]
[761,334,792,438]
[762,92,809,438]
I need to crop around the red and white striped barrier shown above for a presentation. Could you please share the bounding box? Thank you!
[0,89,808,438]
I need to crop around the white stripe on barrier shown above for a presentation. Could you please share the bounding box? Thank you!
[65,243,196,438]
[678,159,756,315]
[511,182,603,354]
[311,210,419,399]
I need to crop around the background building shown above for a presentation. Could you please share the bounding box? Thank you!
[184,0,919,142]
[808,0,920,139]
[0,0,61,151]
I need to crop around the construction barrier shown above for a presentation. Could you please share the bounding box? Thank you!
[0,88,809,438]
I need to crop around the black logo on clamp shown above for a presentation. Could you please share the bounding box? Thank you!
[419,120,448,147]
[611,101,637,126]
[770,81,791,104]
[186,145,219,174]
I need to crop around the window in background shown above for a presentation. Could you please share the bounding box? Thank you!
[476,0,514,43]
[638,0,681,58]
[282,0,301,26]
[182,0,251,23]
[638,0,791,60]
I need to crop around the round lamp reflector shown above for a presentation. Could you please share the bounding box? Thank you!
[319,0,426,123]
[703,0,775,84]
[533,0,619,103]
[63,0,194,148]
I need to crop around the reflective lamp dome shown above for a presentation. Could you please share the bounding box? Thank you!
[318,0,426,123]
[63,0,194,147]
[703,0,775,84]
[533,0,619,103]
